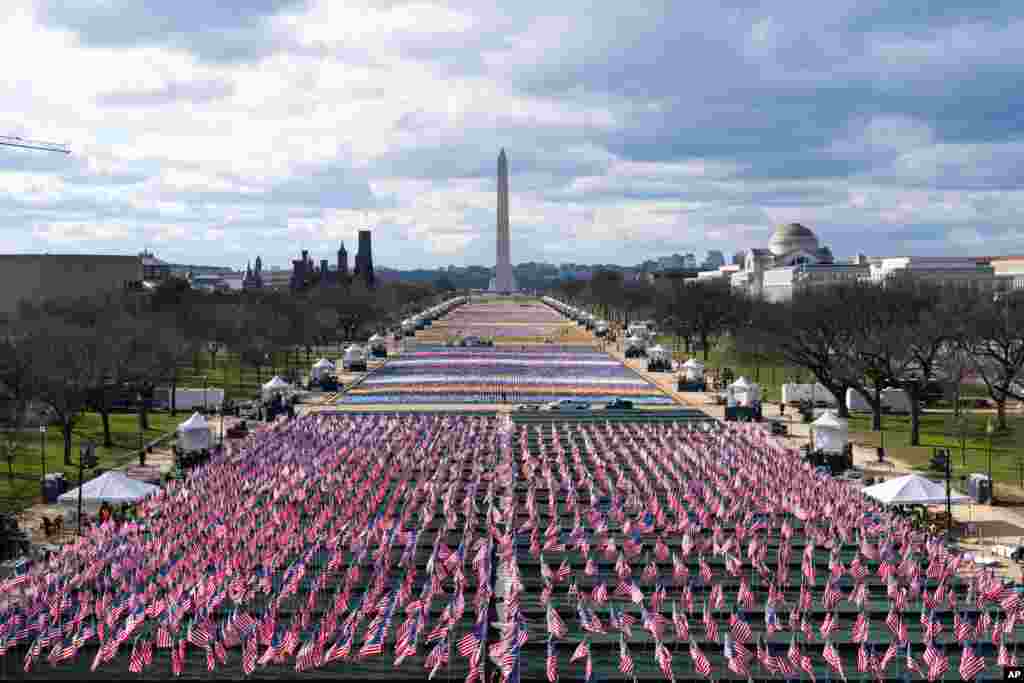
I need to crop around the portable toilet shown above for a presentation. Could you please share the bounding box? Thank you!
[682,359,705,382]
[967,473,992,504]
[728,377,761,408]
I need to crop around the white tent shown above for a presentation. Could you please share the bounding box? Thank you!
[682,359,705,382]
[861,473,971,506]
[812,410,848,454]
[58,471,159,515]
[728,376,761,407]
[177,412,211,451]
[310,358,335,381]
[368,334,386,349]
[262,376,291,399]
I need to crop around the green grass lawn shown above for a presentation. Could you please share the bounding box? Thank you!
[845,410,1024,488]
[0,411,182,512]
[176,345,345,402]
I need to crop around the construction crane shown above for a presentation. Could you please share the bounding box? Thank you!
[0,135,70,154]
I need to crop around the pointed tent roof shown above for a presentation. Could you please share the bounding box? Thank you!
[861,473,971,506]
[730,376,755,389]
[178,412,208,432]
[312,358,335,369]
[368,333,385,344]
[58,471,159,506]
[682,358,704,369]
[263,376,290,390]
[812,410,848,431]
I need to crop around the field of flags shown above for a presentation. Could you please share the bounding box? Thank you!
[1,411,1020,680]
[412,300,592,345]
[341,346,675,405]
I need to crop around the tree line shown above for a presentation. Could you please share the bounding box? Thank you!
[0,278,440,465]
[550,272,1024,445]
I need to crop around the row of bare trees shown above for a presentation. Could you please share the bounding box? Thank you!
[550,272,1024,445]
[0,278,440,465]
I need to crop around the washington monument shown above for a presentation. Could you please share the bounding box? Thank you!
[491,148,517,292]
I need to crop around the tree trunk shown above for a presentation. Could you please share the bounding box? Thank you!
[138,398,146,436]
[62,418,72,467]
[193,350,200,374]
[908,387,922,447]
[100,401,112,449]
[997,398,1008,431]
[871,385,883,431]
[701,333,710,362]
[210,350,218,370]
[170,369,178,417]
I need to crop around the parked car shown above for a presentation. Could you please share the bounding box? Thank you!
[543,399,591,411]
[605,399,634,410]
[515,404,542,412]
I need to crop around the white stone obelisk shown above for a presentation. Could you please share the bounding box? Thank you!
[493,149,516,292]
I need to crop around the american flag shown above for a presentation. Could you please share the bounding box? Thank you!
[787,634,814,679]
[425,635,450,680]
[618,633,635,677]
[822,640,846,681]
[688,638,709,678]
[538,636,555,683]
[547,604,567,639]
[729,611,752,644]
[958,642,986,681]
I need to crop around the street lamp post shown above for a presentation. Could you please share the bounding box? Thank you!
[203,375,209,413]
[987,417,995,504]
[39,424,46,477]
[77,441,97,536]
[137,393,145,466]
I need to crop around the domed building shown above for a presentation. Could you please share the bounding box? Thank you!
[732,223,853,300]
[768,223,822,259]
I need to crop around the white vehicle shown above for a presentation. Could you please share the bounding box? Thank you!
[782,383,838,407]
[543,399,591,411]
[627,323,651,340]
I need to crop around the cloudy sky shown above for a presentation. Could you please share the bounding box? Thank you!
[2,1,1023,270]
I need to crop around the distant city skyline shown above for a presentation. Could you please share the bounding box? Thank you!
[3,3,1023,268]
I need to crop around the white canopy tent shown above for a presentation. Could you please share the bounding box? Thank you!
[58,471,159,515]
[861,473,971,506]
[812,410,849,454]
[681,359,705,382]
[262,376,291,399]
[310,358,335,381]
[177,412,211,452]
[727,376,761,407]
[368,334,387,349]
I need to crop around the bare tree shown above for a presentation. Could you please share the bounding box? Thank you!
[26,321,102,466]
[966,290,1024,431]
[750,286,861,419]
